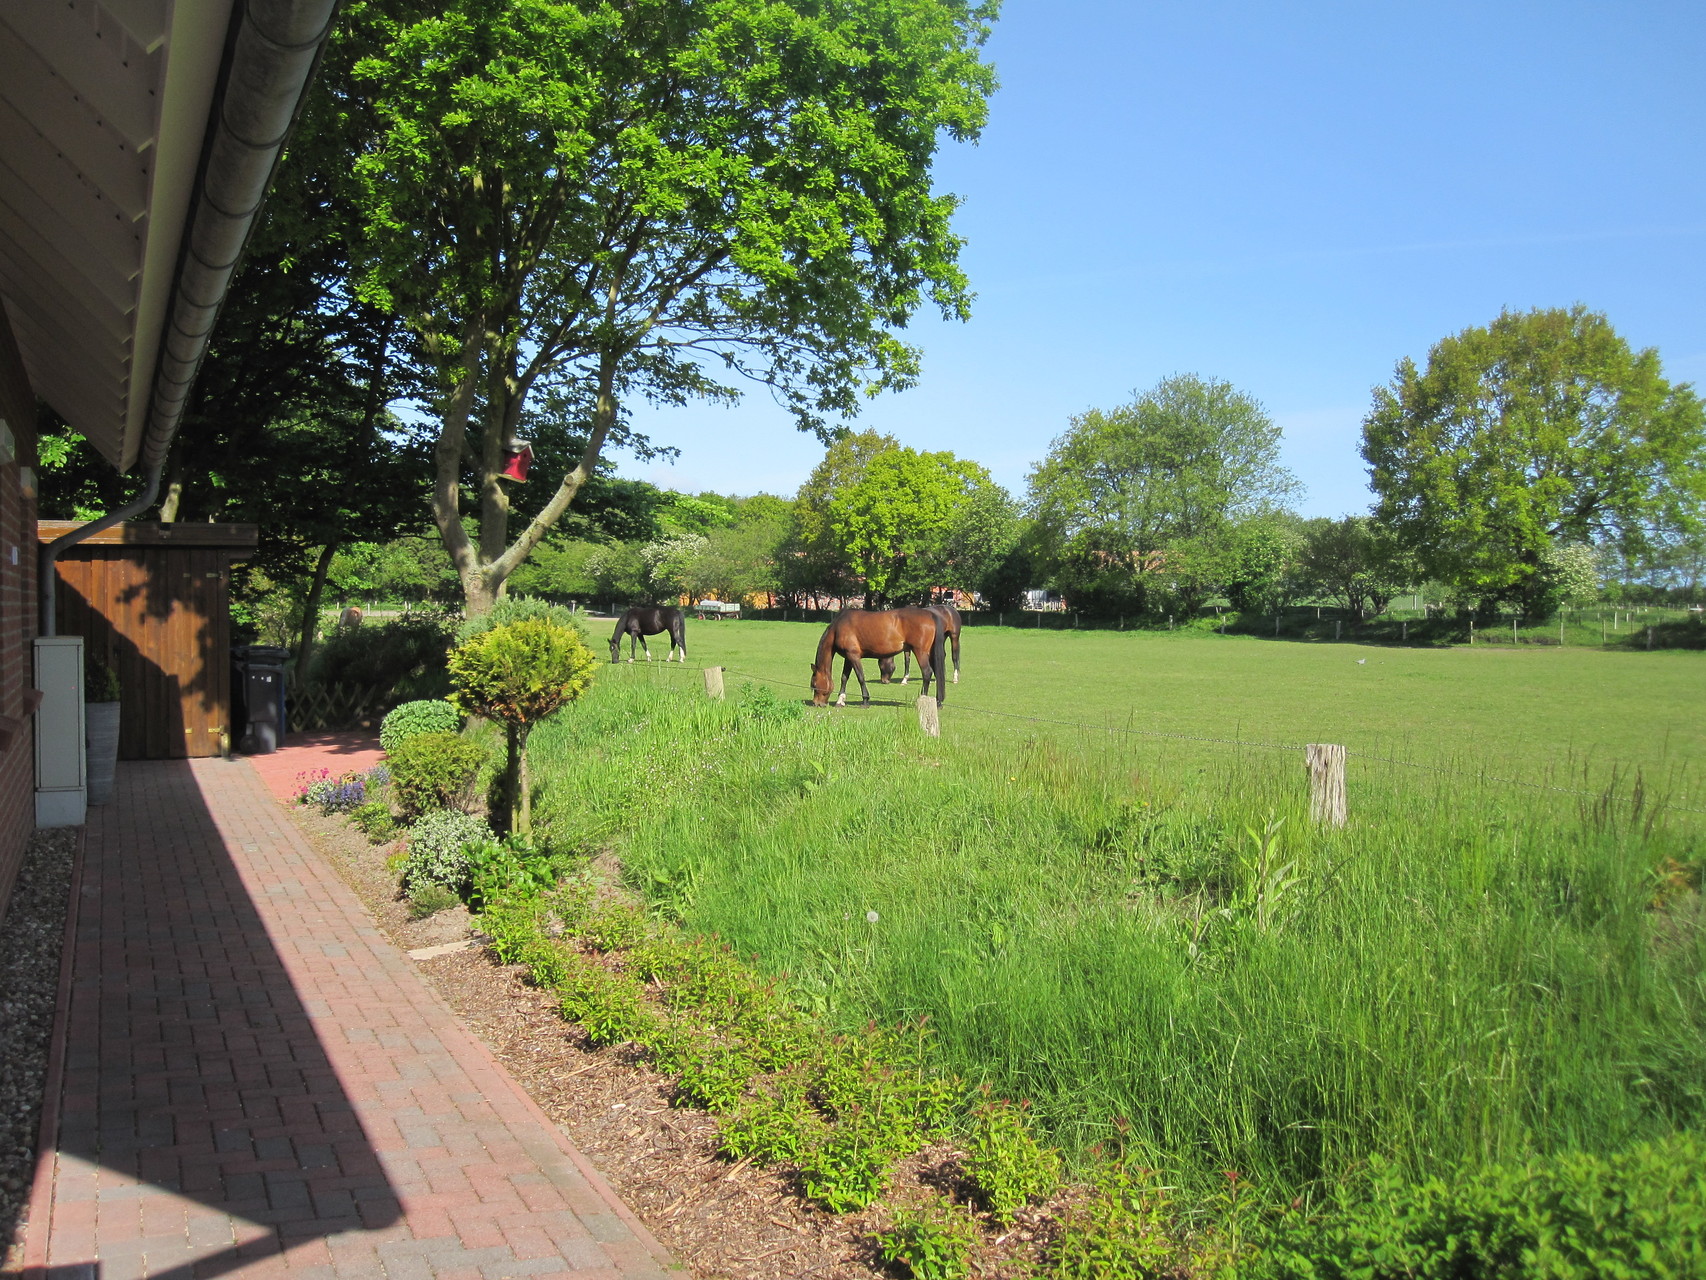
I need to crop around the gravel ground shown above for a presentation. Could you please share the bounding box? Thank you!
[0,827,77,1268]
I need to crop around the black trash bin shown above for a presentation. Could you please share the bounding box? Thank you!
[232,645,290,754]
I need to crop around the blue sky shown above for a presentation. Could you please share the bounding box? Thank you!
[620,1,1706,518]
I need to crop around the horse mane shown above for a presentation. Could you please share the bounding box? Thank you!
[813,620,838,678]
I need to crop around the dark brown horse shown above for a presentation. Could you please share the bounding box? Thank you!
[610,606,687,663]
[811,608,946,707]
[879,603,962,685]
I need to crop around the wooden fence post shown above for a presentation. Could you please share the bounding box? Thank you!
[703,666,725,699]
[1647,626,1654,651]
[1401,620,1408,641]
[1334,620,1341,641]
[1306,744,1347,827]
[917,695,940,738]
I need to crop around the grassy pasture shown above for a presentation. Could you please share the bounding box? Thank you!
[669,618,1705,789]
[536,623,1706,1207]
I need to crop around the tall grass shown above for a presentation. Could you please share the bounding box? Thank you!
[529,671,1706,1204]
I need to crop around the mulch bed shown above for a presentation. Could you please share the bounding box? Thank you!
[287,803,1064,1279]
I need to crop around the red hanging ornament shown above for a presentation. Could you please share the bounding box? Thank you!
[499,441,533,482]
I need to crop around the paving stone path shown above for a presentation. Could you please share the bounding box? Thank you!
[16,757,676,1280]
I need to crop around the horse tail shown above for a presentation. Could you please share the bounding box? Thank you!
[930,612,947,704]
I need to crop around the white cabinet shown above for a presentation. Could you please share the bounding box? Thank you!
[34,636,86,827]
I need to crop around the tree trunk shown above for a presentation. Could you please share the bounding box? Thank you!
[295,541,339,682]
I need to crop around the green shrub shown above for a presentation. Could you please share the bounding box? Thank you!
[350,801,397,842]
[1248,1136,1706,1280]
[717,1071,820,1165]
[389,731,488,819]
[465,833,578,912]
[408,884,461,919]
[454,595,586,644]
[1046,1164,1176,1280]
[799,1107,917,1213]
[965,1094,1063,1224]
[400,809,493,897]
[309,612,455,697]
[380,699,463,753]
[875,1196,981,1280]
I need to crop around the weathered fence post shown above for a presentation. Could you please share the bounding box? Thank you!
[1401,620,1408,641]
[1512,617,1519,645]
[1647,626,1654,651]
[1274,613,1281,636]
[1334,620,1342,641]
[917,695,940,738]
[703,666,725,699]
[1469,620,1475,645]
[1306,744,1347,828]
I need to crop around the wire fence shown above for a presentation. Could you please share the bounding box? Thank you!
[601,658,1705,817]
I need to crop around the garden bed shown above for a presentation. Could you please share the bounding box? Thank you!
[285,802,1063,1279]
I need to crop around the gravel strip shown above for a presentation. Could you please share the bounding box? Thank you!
[0,827,77,1267]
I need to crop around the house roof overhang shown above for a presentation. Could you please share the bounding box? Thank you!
[0,0,233,472]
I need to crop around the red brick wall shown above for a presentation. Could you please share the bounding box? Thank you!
[0,298,39,926]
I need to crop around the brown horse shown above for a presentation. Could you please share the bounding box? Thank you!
[879,603,962,685]
[811,608,946,707]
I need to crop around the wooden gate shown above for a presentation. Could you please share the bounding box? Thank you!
[39,522,257,760]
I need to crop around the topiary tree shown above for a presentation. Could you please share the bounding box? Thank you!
[447,617,598,834]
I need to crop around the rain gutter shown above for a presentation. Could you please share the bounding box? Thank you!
[39,0,339,633]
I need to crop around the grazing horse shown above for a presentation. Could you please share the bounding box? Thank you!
[812,608,946,707]
[880,603,963,685]
[610,606,687,663]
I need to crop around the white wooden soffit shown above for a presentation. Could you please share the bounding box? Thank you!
[0,0,227,470]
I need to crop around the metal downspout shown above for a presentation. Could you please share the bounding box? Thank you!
[39,0,339,634]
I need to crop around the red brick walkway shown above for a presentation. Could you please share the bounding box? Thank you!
[17,758,676,1280]
[246,733,388,805]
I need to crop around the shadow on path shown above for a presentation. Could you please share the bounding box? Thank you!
[33,759,401,1279]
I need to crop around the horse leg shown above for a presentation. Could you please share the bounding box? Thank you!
[836,656,854,708]
[641,633,652,661]
[901,650,911,684]
[851,657,873,705]
[952,632,961,683]
[626,632,636,662]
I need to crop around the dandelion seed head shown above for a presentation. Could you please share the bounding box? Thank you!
[865,910,879,924]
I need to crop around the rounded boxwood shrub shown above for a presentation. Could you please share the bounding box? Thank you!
[380,699,463,754]
[401,809,493,898]
[388,731,488,819]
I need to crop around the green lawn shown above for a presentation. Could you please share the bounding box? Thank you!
[639,618,1704,793]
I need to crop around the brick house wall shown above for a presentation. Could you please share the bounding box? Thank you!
[0,298,40,925]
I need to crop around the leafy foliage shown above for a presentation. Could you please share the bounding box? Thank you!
[965,1093,1063,1224]
[387,731,488,819]
[315,0,998,613]
[400,808,494,897]
[1247,1137,1706,1279]
[448,619,598,730]
[308,613,455,696]
[379,699,462,753]
[830,446,1018,605]
[875,1196,981,1280]
[1362,305,1706,614]
[1028,374,1300,616]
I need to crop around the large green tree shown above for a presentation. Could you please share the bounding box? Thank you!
[829,446,1015,605]
[1027,374,1299,615]
[786,429,900,603]
[1362,306,1706,615]
[317,0,998,615]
